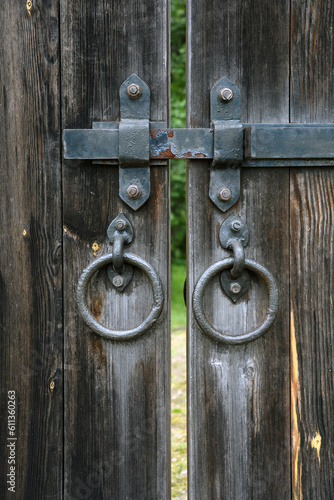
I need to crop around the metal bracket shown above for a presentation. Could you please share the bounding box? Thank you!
[219,215,250,302]
[63,74,334,213]
[118,74,151,210]
[107,213,134,292]
[209,77,242,211]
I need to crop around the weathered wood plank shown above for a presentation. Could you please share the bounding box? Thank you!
[187,1,291,498]
[0,1,62,499]
[290,1,334,497]
[61,1,170,498]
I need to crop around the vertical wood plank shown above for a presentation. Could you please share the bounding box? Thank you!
[290,1,334,497]
[187,1,291,498]
[61,1,170,498]
[0,1,62,499]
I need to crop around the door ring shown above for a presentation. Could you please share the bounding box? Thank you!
[77,252,164,340]
[192,257,278,345]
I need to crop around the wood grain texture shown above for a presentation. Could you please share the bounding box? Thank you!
[187,1,291,498]
[290,1,334,497]
[0,1,62,499]
[61,0,170,498]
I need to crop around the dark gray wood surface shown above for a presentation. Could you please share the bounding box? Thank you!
[290,1,334,497]
[0,1,63,499]
[187,1,291,498]
[61,1,170,498]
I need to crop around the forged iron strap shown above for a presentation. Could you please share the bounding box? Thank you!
[63,123,334,167]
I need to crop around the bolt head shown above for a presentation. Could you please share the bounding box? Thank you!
[127,83,141,99]
[231,220,242,232]
[115,220,125,230]
[112,276,124,288]
[127,184,142,199]
[218,187,232,202]
[219,87,234,102]
[230,282,241,294]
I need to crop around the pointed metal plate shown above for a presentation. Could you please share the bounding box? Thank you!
[107,213,133,244]
[119,74,150,120]
[119,166,150,210]
[209,168,240,213]
[219,214,249,249]
[220,269,250,303]
[107,264,134,292]
[210,77,241,122]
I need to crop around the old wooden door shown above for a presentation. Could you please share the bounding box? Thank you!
[1,0,333,499]
[187,0,334,498]
[1,0,170,499]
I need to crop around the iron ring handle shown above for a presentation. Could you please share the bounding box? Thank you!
[77,252,164,340]
[192,257,278,345]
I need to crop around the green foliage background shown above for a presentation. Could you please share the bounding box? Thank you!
[171,0,187,263]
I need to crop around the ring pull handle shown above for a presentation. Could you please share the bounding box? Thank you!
[76,214,164,340]
[192,215,279,344]
[192,258,278,345]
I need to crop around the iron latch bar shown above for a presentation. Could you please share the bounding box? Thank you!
[63,74,334,211]
[64,123,334,163]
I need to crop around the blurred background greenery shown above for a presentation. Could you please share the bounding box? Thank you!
[171,0,187,332]
[170,1,187,498]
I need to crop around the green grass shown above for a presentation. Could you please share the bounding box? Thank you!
[171,262,187,330]
[171,328,187,499]
[171,261,187,498]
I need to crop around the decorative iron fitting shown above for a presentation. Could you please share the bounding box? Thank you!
[118,75,151,209]
[209,77,242,211]
[219,215,250,302]
[107,213,134,292]
[63,74,334,212]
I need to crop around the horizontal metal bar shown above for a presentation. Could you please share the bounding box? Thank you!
[245,124,334,159]
[63,123,334,166]
[63,126,213,160]
[150,128,213,159]
[64,129,119,159]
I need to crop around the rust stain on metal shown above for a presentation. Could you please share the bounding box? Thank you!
[150,129,162,139]
[153,148,176,159]
[167,129,174,137]
[291,310,303,499]
[183,151,207,158]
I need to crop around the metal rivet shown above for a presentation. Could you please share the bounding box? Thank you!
[50,381,55,391]
[127,184,142,199]
[231,220,242,232]
[219,87,234,102]
[112,276,124,288]
[217,187,232,201]
[127,83,141,99]
[115,220,126,230]
[230,282,241,294]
